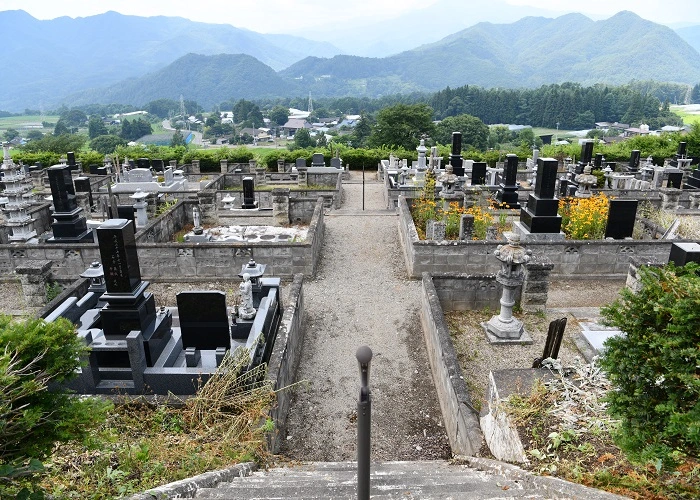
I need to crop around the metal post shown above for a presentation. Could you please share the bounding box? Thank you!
[356,345,372,500]
[362,164,365,211]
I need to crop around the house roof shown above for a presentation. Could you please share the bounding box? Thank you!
[282,118,312,129]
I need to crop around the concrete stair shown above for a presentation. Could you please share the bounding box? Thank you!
[193,460,619,499]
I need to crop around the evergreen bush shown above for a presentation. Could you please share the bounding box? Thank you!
[599,263,700,466]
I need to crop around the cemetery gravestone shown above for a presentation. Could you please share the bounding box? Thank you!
[604,199,638,239]
[176,291,231,350]
[668,242,700,266]
[450,132,464,177]
[242,177,256,209]
[519,158,562,234]
[496,154,520,209]
[47,164,92,242]
[471,162,487,185]
[667,171,683,189]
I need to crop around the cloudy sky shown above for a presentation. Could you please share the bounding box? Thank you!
[1,0,698,33]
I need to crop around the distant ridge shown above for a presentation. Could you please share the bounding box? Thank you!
[2,10,699,110]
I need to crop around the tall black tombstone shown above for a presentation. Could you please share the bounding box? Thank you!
[683,167,700,189]
[177,291,231,350]
[577,141,594,173]
[47,164,92,243]
[628,150,641,173]
[604,199,638,239]
[96,219,171,365]
[137,157,150,169]
[496,154,520,209]
[471,162,487,185]
[677,142,688,158]
[74,177,93,210]
[66,151,79,171]
[450,132,464,177]
[242,176,257,209]
[594,153,604,169]
[519,158,562,233]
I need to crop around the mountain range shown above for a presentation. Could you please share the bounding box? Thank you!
[2,9,700,112]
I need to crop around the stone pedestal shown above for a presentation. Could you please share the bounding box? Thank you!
[15,260,53,308]
[272,188,290,226]
[660,188,681,211]
[191,159,200,174]
[220,159,228,174]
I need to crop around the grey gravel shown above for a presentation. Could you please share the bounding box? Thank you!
[280,172,451,462]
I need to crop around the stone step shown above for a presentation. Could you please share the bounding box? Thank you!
[194,461,535,499]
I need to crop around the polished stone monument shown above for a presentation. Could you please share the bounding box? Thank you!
[47,164,93,243]
[516,157,563,239]
[495,154,520,209]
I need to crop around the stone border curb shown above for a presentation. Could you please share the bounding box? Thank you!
[124,461,257,499]
[455,456,627,499]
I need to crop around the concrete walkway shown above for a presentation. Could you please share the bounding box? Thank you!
[280,172,451,461]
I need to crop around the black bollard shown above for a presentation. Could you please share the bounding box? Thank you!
[356,345,373,500]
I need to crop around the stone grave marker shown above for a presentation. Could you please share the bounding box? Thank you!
[668,242,700,266]
[295,157,307,169]
[471,162,487,185]
[519,157,562,234]
[330,157,342,169]
[459,214,474,240]
[152,159,165,172]
[137,157,151,169]
[605,199,638,239]
[312,153,325,167]
[242,176,257,209]
[176,291,231,350]
[450,132,464,176]
[48,164,77,213]
[97,219,142,293]
[496,154,520,209]
[628,150,640,172]
[667,170,683,189]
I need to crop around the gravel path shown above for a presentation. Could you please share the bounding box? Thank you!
[280,172,451,462]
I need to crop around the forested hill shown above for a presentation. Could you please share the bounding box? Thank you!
[67,54,301,109]
[283,11,700,91]
[0,10,340,111]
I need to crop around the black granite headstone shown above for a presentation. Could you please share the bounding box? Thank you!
[89,164,101,174]
[177,291,231,350]
[684,168,700,189]
[604,199,638,239]
[295,157,307,169]
[47,164,77,213]
[594,153,603,169]
[496,154,520,209]
[67,151,76,166]
[558,178,569,197]
[678,142,687,157]
[137,157,150,169]
[581,141,593,165]
[97,219,142,293]
[629,150,640,171]
[117,205,135,221]
[74,176,93,209]
[242,176,256,209]
[667,171,683,189]
[503,154,518,186]
[330,157,342,169]
[450,132,464,177]
[534,158,557,199]
[471,162,487,185]
[152,159,165,172]
[519,157,562,233]
[668,242,700,267]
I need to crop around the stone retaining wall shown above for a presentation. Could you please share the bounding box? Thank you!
[0,199,325,281]
[266,273,305,453]
[420,273,483,455]
[399,196,675,279]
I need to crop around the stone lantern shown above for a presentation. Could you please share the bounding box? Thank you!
[129,189,149,228]
[574,165,597,198]
[483,232,533,344]
[80,261,106,294]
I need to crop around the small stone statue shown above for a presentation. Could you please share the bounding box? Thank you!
[438,164,458,194]
[238,273,256,320]
[574,165,597,198]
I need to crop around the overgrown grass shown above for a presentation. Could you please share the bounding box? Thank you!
[506,363,700,499]
[38,349,278,499]
[638,202,700,240]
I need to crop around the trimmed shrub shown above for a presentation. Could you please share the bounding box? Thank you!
[599,263,700,466]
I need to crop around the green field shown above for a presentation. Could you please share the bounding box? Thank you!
[670,105,700,125]
[0,114,59,132]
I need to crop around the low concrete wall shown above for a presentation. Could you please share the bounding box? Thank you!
[135,199,189,243]
[431,274,502,311]
[0,199,325,281]
[398,196,676,279]
[266,273,305,453]
[420,273,484,455]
